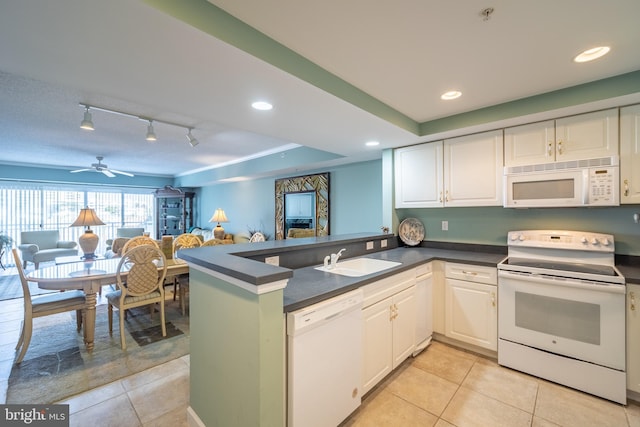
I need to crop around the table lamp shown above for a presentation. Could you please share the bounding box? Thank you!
[209,208,229,240]
[71,207,105,259]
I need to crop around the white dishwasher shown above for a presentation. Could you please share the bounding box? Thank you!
[287,288,363,427]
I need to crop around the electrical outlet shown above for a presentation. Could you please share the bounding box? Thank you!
[442,221,448,231]
[381,239,388,248]
[265,256,279,266]
[366,241,374,250]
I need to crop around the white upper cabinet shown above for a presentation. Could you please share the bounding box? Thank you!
[620,104,640,204]
[394,142,443,208]
[505,109,619,166]
[443,130,503,207]
[395,130,503,208]
[504,120,555,166]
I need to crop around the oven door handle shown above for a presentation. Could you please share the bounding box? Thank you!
[498,270,626,294]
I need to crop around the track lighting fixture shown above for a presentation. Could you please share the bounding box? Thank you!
[146,120,157,142]
[80,106,94,130]
[78,103,198,146]
[186,128,199,147]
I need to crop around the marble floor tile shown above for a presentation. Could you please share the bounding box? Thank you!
[385,365,459,417]
[57,380,126,415]
[532,416,562,427]
[627,402,640,427]
[69,393,141,427]
[126,369,189,424]
[434,419,456,427]
[142,404,189,427]
[441,386,533,427]
[461,357,539,412]
[343,389,438,427]
[121,356,188,392]
[535,380,628,427]
[412,341,476,384]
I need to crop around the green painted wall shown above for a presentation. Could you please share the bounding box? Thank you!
[398,204,640,255]
[189,268,285,427]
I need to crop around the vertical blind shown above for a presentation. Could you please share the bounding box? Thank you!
[0,183,154,267]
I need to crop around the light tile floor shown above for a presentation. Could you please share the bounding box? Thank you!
[2,275,640,426]
[343,341,640,427]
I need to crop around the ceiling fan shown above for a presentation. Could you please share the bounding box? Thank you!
[70,156,134,178]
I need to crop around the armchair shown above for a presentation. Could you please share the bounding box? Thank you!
[18,230,78,269]
[105,228,145,251]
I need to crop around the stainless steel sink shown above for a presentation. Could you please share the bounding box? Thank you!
[315,257,401,277]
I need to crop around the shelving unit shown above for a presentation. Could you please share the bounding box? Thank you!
[154,185,195,238]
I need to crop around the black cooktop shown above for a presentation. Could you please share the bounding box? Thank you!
[502,257,618,277]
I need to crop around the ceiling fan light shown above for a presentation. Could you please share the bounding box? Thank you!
[80,108,94,130]
[186,129,199,147]
[146,121,157,141]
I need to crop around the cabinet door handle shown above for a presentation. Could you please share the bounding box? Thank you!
[556,140,563,154]
[624,179,630,197]
[462,270,478,276]
[491,292,496,307]
[445,190,449,202]
[631,291,636,312]
[439,191,443,203]
[547,142,553,156]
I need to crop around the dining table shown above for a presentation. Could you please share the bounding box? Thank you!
[26,256,189,351]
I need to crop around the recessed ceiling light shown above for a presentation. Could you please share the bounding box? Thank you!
[252,101,273,111]
[365,141,380,147]
[574,46,610,63]
[441,90,462,100]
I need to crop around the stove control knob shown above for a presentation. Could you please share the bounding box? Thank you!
[591,238,599,246]
[601,238,611,246]
[581,237,588,244]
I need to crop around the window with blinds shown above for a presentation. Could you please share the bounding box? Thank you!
[0,183,154,266]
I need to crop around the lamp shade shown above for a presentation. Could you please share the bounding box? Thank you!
[209,208,229,224]
[209,208,229,240]
[71,207,105,228]
[71,207,105,259]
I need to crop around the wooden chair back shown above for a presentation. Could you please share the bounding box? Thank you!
[172,233,202,253]
[121,235,159,254]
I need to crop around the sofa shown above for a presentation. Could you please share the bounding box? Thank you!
[18,230,78,269]
[189,227,235,245]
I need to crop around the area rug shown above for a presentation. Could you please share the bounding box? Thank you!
[6,300,189,404]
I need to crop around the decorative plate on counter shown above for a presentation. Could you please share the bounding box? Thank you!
[398,218,425,246]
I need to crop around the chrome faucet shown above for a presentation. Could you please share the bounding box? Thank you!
[330,248,346,268]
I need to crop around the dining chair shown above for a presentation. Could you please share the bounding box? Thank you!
[106,245,168,350]
[172,233,201,315]
[11,249,86,364]
[121,235,159,254]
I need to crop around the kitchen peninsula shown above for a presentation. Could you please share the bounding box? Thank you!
[179,232,506,427]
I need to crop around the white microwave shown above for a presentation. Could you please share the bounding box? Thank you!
[503,156,619,208]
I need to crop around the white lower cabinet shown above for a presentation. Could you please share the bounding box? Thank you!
[414,262,433,353]
[627,284,640,395]
[361,270,416,395]
[444,263,497,351]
